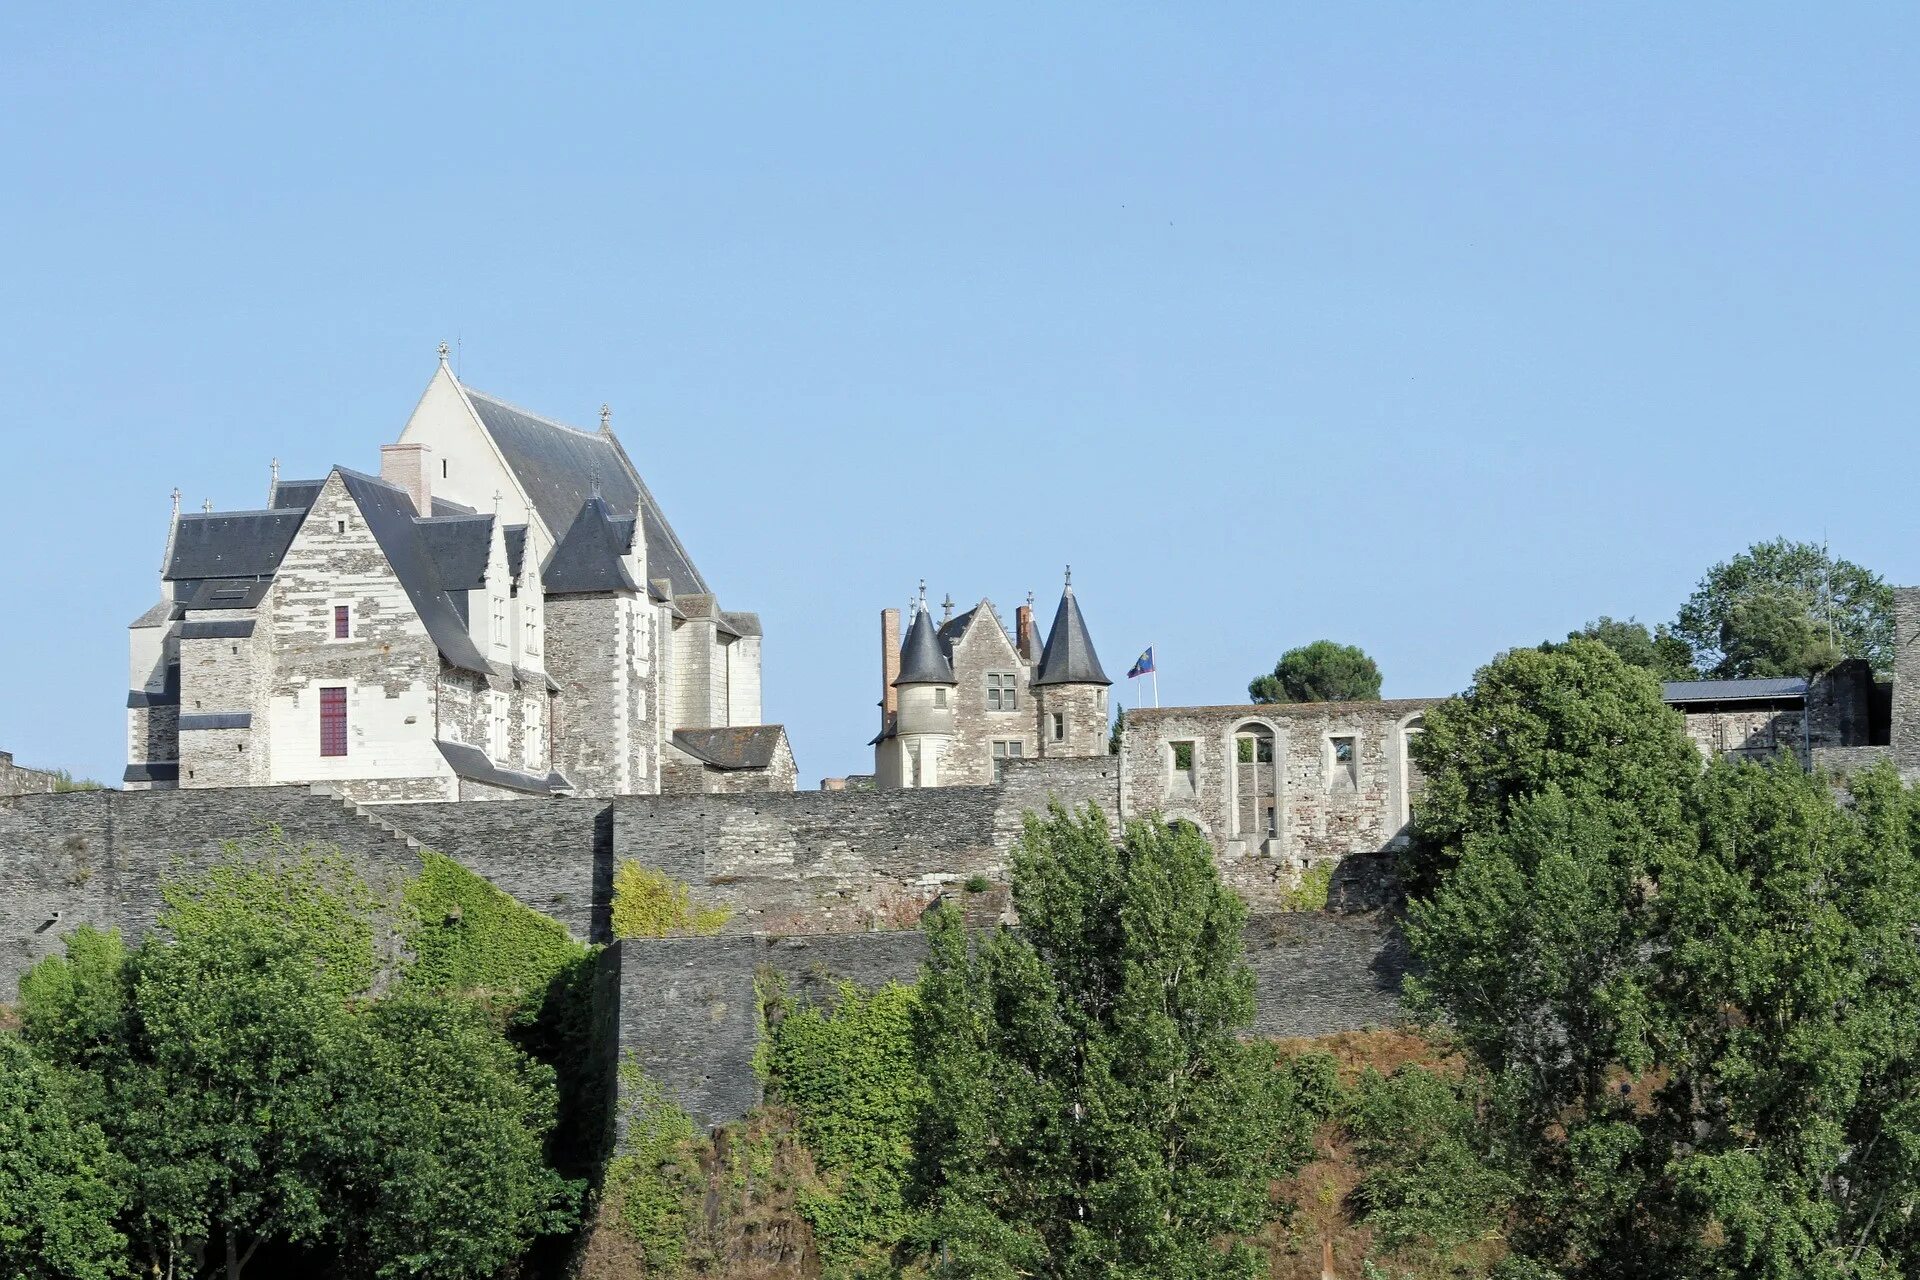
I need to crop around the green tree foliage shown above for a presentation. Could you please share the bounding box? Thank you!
[1108,705,1125,756]
[46,767,108,792]
[0,1035,126,1280]
[1347,1063,1516,1261]
[403,850,584,1001]
[913,803,1312,1279]
[611,861,732,939]
[326,994,575,1279]
[1543,616,1696,681]
[18,837,576,1280]
[1404,640,1701,893]
[765,980,928,1277]
[1672,537,1892,677]
[604,1064,703,1274]
[1250,640,1383,704]
[1405,630,1920,1277]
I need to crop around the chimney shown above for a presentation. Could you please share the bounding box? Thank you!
[881,608,902,718]
[1016,603,1036,661]
[380,442,434,517]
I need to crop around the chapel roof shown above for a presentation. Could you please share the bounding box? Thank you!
[543,496,641,595]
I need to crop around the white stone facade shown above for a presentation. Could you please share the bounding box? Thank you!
[125,357,792,801]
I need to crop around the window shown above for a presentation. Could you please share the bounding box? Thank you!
[335,518,347,535]
[441,459,448,479]
[934,688,948,708]
[1050,712,1065,742]
[492,594,507,648]
[1170,740,1197,792]
[986,672,1019,711]
[489,691,509,760]
[320,687,347,757]
[524,699,544,769]
[991,739,1024,780]
[333,604,350,639]
[1329,735,1358,791]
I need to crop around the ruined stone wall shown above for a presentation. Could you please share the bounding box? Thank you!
[0,752,58,797]
[1118,702,1436,911]
[609,911,1406,1130]
[1892,587,1920,773]
[1678,705,1806,764]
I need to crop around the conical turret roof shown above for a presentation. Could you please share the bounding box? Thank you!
[894,597,956,686]
[1033,574,1110,686]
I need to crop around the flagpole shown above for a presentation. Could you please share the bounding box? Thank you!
[1152,665,1159,709]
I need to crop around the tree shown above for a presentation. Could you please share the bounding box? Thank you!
[912,804,1311,1279]
[1717,589,1843,678]
[18,840,577,1280]
[1404,640,1702,893]
[1249,640,1382,704]
[325,995,576,1280]
[1108,706,1125,755]
[1672,538,1892,677]
[1543,616,1695,681]
[0,1035,126,1280]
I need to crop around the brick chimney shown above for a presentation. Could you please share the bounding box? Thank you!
[380,442,434,517]
[881,608,901,718]
[1016,603,1036,661]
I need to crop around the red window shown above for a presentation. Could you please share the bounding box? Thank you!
[333,605,350,639]
[320,687,348,757]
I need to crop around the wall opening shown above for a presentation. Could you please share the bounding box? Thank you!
[1328,734,1357,792]
[1231,723,1278,845]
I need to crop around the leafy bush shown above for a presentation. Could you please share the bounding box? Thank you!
[403,850,585,1002]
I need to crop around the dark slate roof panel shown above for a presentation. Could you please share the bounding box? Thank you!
[1033,586,1111,686]
[461,386,710,597]
[165,509,304,581]
[938,607,978,649]
[129,599,177,629]
[434,739,571,794]
[174,579,273,611]
[430,496,476,516]
[334,468,492,675]
[179,712,252,731]
[895,603,957,685]
[543,497,641,595]
[124,762,179,784]
[179,619,256,640]
[270,479,324,511]
[1662,677,1808,704]
[720,610,762,638]
[127,688,179,708]
[671,725,787,770]
[503,525,528,580]
[413,515,494,591]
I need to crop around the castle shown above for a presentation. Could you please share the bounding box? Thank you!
[125,351,794,803]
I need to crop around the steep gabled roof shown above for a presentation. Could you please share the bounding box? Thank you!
[895,601,957,685]
[334,468,493,675]
[269,479,325,511]
[543,497,640,595]
[165,510,305,581]
[503,525,529,580]
[413,515,494,592]
[459,385,710,598]
[1033,584,1110,686]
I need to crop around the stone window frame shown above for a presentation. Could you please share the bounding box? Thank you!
[1324,730,1360,793]
[1226,717,1283,846]
[1392,712,1425,834]
[934,688,948,709]
[990,738,1024,780]
[326,598,355,643]
[1167,739,1198,796]
[523,695,545,771]
[319,685,349,758]
[1050,711,1066,742]
[986,672,1020,712]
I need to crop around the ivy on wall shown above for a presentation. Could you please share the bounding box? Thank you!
[610,862,731,940]
[763,979,927,1278]
[402,851,585,1001]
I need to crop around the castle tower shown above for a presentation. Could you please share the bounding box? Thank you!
[1032,569,1111,758]
[890,590,957,787]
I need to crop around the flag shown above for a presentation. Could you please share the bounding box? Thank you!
[1127,647,1155,679]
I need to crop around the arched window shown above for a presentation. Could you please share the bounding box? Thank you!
[1230,722,1278,844]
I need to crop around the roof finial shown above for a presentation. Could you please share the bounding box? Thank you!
[1064,564,1072,590]
[492,489,503,513]
[940,593,955,623]
[1026,590,1035,609]
[270,458,279,485]
[437,341,450,366]
[918,579,927,607]
[170,488,181,519]
[202,498,213,514]
[590,467,601,500]
[599,403,612,434]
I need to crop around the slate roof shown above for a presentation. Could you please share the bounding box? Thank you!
[173,579,274,611]
[123,762,179,784]
[671,726,788,771]
[270,479,324,510]
[129,599,177,629]
[179,619,255,640]
[1662,677,1808,704]
[1033,585,1110,686]
[543,497,641,595]
[334,469,493,675]
[503,525,528,580]
[165,510,305,581]
[413,515,494,592]
[720,611,763,638]
[461,385,710,598]
[179,712,252,731]
[895,602,957,685]
[435,739,572,795]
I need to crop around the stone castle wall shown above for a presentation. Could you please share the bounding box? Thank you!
[0,752,59,798]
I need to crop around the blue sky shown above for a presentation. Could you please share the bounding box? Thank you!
[2,4,1916,786]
